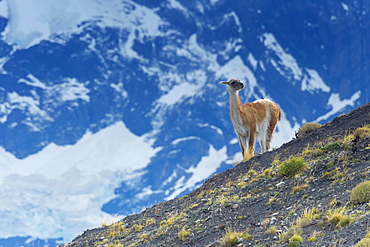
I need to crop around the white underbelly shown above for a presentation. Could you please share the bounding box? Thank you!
[233,121,249,136]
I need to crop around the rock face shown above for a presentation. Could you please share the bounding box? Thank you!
[65,103,370,247]
[0,0,369,245]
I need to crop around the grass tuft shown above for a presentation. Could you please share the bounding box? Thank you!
[321,142,340,152]
[353,125,370,141]
[278,157,307,178]
[220,228,252,247]
[178,228,190,241]
[297,122,322,137]
[327,207,351,228]
[266,226,277,234]
[220,230,242,247]
[288,234,303,247]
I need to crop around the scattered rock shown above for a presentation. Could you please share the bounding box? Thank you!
[260,219,270,228]
[204,240,221,247]
[63,103,370,247]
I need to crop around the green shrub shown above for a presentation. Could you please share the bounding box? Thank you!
[279,157,307,178]
[337,216,350,228]
[289,234,303,247]
[354,237,370,247]
[350,181,370,204]
[307,236,316,242]
[322,143,340,152]
[325,161,336,169]
[247,169,257,176]
[297,122,322,137]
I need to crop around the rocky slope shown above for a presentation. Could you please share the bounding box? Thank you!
[64,103,370,247]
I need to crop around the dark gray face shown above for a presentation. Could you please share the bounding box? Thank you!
[221,79,244,91]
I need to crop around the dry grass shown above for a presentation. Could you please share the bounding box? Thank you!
[178,228,190,240]
[297,122,322,137]
[353,125,370,141]
[220,227,252,247]
[326,207,351,228]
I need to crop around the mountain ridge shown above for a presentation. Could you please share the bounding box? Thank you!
[64,102,370,246]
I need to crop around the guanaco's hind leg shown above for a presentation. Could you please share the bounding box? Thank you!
[260,139,267,153]
[266,104,280,151]
[238,135,245,159]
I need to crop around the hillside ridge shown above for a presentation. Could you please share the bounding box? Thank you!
[64,103,370,247]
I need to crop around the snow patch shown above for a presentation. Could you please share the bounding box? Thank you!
[171,136,200,145]
[167,0,187,13]
[272,111,300,147]
[110,82,128,98]
[248,53,258,70]
[216,55,258,99]
[261,33,301,81]
[0,91,52,128]
[19,74,47,89]
[210,0,221,5]
[136,186,162,200]
[0,76,90,129]
[230,138,238,145]
[49,78,90,103]
[157,82,203,105]
[2,0,164,49]
[301,69,330,93]
[156,35,211,106]
[0,1,9,19]
[198,123,223,135]
[316,91,361,122]
[165,145,227,200]
[341,3,349,11]
[261,33,330,93]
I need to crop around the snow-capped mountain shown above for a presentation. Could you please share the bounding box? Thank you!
[0,0,368,246]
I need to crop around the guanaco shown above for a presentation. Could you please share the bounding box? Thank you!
[221,79,281,161]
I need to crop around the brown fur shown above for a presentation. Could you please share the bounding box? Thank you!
[221,79,281,161]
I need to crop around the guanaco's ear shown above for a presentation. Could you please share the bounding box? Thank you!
[220,81,228,85]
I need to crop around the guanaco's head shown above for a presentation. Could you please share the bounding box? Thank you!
[221,79,244,92]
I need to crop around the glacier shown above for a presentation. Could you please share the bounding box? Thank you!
[0,121,158,241]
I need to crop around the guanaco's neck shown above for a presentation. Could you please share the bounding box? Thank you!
[228,88,245,121]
